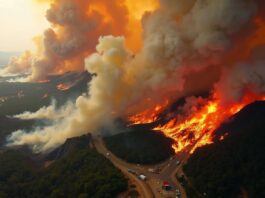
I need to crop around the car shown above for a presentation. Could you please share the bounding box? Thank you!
[106,152,110,156]
[128,169,137,175]
[138,174,147,181]
[176,189,181,195]
[148,168,159,173]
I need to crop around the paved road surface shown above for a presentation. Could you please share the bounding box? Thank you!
[92,136,188,198]
[93,137,154,198]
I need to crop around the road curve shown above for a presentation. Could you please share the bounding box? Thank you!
[92,136,154,198]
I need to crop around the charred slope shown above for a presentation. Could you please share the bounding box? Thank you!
[104,126,175,164]
[183,101,265,198]
[0,71,91,116]
[0,135,127,198]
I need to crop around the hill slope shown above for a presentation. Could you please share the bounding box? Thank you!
[183,101,265,198]
[104,126,175,164]
[0,135,128,198]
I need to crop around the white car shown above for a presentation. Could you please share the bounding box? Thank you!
[138,174,147,181]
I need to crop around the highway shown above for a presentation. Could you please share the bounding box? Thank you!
[92,136,188,198]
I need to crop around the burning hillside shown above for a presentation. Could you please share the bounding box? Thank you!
[5,0,265,153]
[183,101,265,197]
[130,93,265,154]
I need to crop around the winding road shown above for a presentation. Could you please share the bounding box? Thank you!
[92,136,188,198]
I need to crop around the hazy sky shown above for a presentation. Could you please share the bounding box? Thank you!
[0,0,49,52]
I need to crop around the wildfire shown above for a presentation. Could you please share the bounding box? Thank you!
[128,100,169,125]
[38,79,50,83]
[130,94,265,154]
[56,83,72,91]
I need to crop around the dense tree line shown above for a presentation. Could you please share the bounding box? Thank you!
[0,136,128,198]
[104,127,175,164]
[183,101,265,198]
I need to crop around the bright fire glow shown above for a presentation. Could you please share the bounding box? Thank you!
[130,94,265,154]
[56,83,72,91]
[128,100,169,125]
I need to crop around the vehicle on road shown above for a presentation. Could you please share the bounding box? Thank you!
[128,169,137,175]
[162,181,172,191]
[138,174,147,181]
[148,168,155,173]
[176,188,181,196]
[148,168,159,174]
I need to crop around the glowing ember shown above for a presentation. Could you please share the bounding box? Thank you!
[56,83,72,91]
[38,79,50,83]
[219,133,228,141]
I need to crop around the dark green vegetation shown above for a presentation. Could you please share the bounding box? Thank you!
[0,135,128,198]
[0,73,128,197]
[104,126,175,164]
[183,101,265,198]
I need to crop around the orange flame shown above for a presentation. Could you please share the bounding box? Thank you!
[38,79,50,83]
[56,83,72,91]
[128,100,169,125]
[155,94,265,154]
[129,93,265,154]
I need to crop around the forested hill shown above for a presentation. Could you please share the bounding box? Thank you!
[0,135,128,198]
[183,101,265,198]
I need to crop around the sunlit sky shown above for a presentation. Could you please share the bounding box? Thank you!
[0,0,49,52]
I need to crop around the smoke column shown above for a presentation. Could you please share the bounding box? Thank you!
[1,0,157,81]
[7,0,265,152]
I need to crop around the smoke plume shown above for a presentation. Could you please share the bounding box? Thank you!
[7,0,265,152]
[14,100,75,121]
[1,0,155,81]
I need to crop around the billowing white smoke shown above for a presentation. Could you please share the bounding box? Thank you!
[14,100,75,121]
[216,61,265,105]
[7,0,265,152]
[8,36,131,152]
[0,51,32,76]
